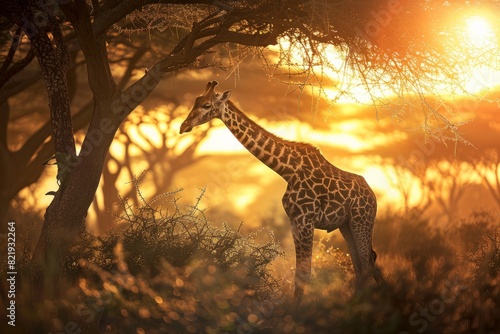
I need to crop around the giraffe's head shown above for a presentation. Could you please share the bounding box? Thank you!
[180,81,231,134]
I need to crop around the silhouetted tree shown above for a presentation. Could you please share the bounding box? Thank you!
[427,161,474,223]
[92,100,212,232]
[469,149,500,209]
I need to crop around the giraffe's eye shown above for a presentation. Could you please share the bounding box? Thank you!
[202,103,211,109]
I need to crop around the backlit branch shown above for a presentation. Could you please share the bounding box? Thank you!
[0,28,35,89]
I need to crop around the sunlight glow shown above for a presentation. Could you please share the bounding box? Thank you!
[456,15,500,93]
[362,165,402,203]
[198,126,247,154]
[270,13,500,105]
[197,119,383,155]
[233,186,260,212]
[465,16,495,42]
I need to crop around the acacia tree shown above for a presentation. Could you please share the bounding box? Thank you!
[1,0,498,294]
[473,150,500,208]
[0,21,151,224]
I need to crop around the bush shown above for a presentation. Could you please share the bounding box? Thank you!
[374,211,457,282]
[7,188,284,333]
[457,226,500,332]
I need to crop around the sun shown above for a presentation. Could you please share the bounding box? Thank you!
[465,16,495,42]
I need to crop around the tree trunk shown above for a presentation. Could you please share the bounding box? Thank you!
[25,13,76,160]
[2,1,78,295]
[31,113,118,293]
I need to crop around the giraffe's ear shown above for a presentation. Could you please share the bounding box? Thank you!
[220,90,231,102]
[204,82,212,93]
[204,81,219,94]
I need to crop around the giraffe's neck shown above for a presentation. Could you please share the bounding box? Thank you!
[220,101,296,179]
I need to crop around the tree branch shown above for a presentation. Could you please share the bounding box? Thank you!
[0,69,40,103]
[62,0,118,103]
[117,46,149,91]
[0,48,35,89]
[112,13,285,123]
[93,0,215,36]
[0,27,22,75]
[15,100,93,168]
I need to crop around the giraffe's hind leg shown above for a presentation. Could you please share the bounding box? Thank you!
[347,213,382,288]
[340,224,362,285]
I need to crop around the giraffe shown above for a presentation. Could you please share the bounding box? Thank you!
[180,81,383,299]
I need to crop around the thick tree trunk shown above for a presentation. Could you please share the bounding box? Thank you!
[2,1,78,294]
[25,15,76,160]
[32,113,118,292]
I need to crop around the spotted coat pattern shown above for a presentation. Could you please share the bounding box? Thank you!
[180,81,382,298]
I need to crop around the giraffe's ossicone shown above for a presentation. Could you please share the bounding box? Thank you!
[180,81,383,300]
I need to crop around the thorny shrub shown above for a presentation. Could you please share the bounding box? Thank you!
[46,187,284,333]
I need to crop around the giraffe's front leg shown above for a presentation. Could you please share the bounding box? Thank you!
[290,216,314,302]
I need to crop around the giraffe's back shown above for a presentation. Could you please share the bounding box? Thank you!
[282,145,377,232]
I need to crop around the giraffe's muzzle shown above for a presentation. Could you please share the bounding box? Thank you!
[180,120,193,134]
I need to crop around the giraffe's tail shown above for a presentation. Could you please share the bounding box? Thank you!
[371,249,385,285]
[371,249,378,263]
